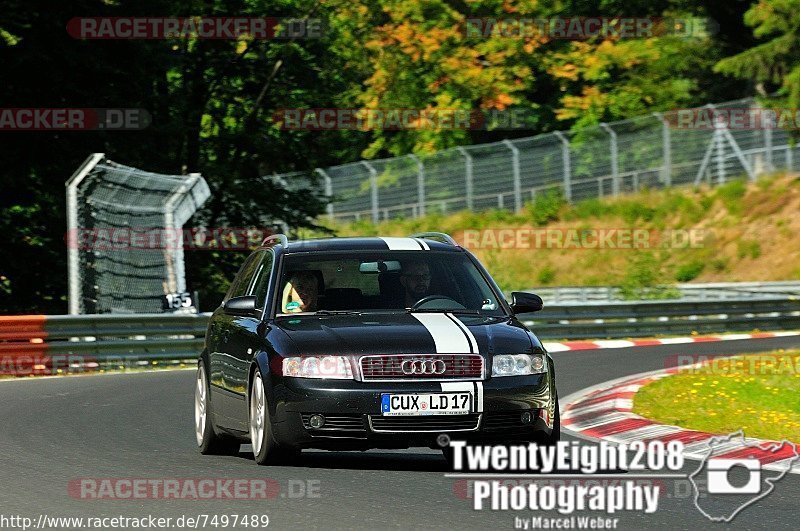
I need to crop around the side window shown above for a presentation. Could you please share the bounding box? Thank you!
[250,250,275,311]
[223,251,265,303]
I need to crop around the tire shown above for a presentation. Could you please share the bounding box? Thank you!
[195,361,241,455]
[249,367,299,466]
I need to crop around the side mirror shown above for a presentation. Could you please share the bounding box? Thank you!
[510,291,543,314]
[223,295,258,317]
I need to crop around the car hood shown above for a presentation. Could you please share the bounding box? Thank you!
[273,313,541,357]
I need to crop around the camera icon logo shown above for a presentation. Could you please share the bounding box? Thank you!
[706,458,761,494]
[689,431,799,522]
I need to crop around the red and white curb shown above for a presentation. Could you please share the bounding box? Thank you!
[543,330,800,352]
[560,365,800,474]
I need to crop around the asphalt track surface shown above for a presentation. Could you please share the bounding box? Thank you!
[2,335,800,530]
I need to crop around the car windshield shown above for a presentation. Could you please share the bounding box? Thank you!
[276,251,506,316]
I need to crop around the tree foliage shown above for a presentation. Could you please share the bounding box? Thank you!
[715,0,800,107]
[0,0,788,313]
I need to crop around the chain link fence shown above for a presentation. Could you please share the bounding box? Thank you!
[300,98,795,222]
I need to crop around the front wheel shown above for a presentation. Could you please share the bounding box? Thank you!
[195,361,241,455]
[249,368,298,465]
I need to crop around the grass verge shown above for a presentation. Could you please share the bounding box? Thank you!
[633,350,800,442]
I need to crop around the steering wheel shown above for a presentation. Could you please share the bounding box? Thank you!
[410,295,465,311]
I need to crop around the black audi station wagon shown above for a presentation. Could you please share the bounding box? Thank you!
[195,232,559,465]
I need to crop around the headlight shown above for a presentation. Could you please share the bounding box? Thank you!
[282,356,354,379]
[491,354,546,377]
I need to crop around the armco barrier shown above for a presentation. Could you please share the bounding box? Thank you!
[520,297,800,339]
[531,281,800,304]
[0,313,209,376]
[0,296,798,375]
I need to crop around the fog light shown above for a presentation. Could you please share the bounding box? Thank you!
[521,411,533,424]
[309,414,325,429]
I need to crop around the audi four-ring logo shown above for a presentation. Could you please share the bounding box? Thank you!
[401,359,447,375]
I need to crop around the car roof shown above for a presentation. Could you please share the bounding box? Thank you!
[278,237,463,253]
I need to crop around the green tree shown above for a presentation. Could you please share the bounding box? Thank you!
[715,0,800,106]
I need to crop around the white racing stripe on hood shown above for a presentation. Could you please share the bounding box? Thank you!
[379,237,425,250]
[411,313,474,353]
[446,313,479,353]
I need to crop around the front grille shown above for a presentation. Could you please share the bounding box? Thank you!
[301,414,366,432]
[483,410,535,431]
[369,414,481,432]
[360,354,483,381]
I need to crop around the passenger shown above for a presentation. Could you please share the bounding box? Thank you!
[400,261,432,308]
[282,271,320,313]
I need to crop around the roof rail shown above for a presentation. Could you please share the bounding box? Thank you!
[262,234,289,248]
[410,232,458,246]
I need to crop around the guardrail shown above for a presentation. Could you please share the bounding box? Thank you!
[530,281,800,304]
[0,313,209,376]
[1,297,798,375]
[520,297,800,339]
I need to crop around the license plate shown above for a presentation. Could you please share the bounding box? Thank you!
[380,392,472,416]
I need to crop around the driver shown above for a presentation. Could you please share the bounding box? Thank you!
[281,271,320,313]
[400,260,431,308]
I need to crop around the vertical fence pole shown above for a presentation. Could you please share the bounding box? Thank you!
[764,125,773,172]
[600,123,619,196]
[457,147,474,210]
[65,152,105,315]
[315,168,334,219]
[408,154,425,217]
[503,140,522,212]
[361,161,379,224]
[553,132,572,202]
[653,112,671,187]
[709,105,727,184]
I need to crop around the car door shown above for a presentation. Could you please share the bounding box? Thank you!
[209,251,265,430]
[221,249,276,429]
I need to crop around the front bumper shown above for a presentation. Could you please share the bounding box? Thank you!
[270,374,556,450]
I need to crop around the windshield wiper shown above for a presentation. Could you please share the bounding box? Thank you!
[407,308,481,315]
[314,310,362,315]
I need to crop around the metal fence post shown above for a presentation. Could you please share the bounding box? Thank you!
[600,123,619,196]
[361,161,379,223]
[709,105,726,184]
[503,140,522,211]
[315,168,334,219]
[65,152,105,315]
[764,124,774,172]
[457,147,474,210]
[408,154,425,217]
[653,112,671,187]
[553,132,572,202]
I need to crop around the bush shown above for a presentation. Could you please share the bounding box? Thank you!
[737,239,761,259]
[525,188,565,226]
[716,179,747,215]
[537,265,556,285]
[711,258,729,273]
[675,260,705,282]
[620,252,680,300]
